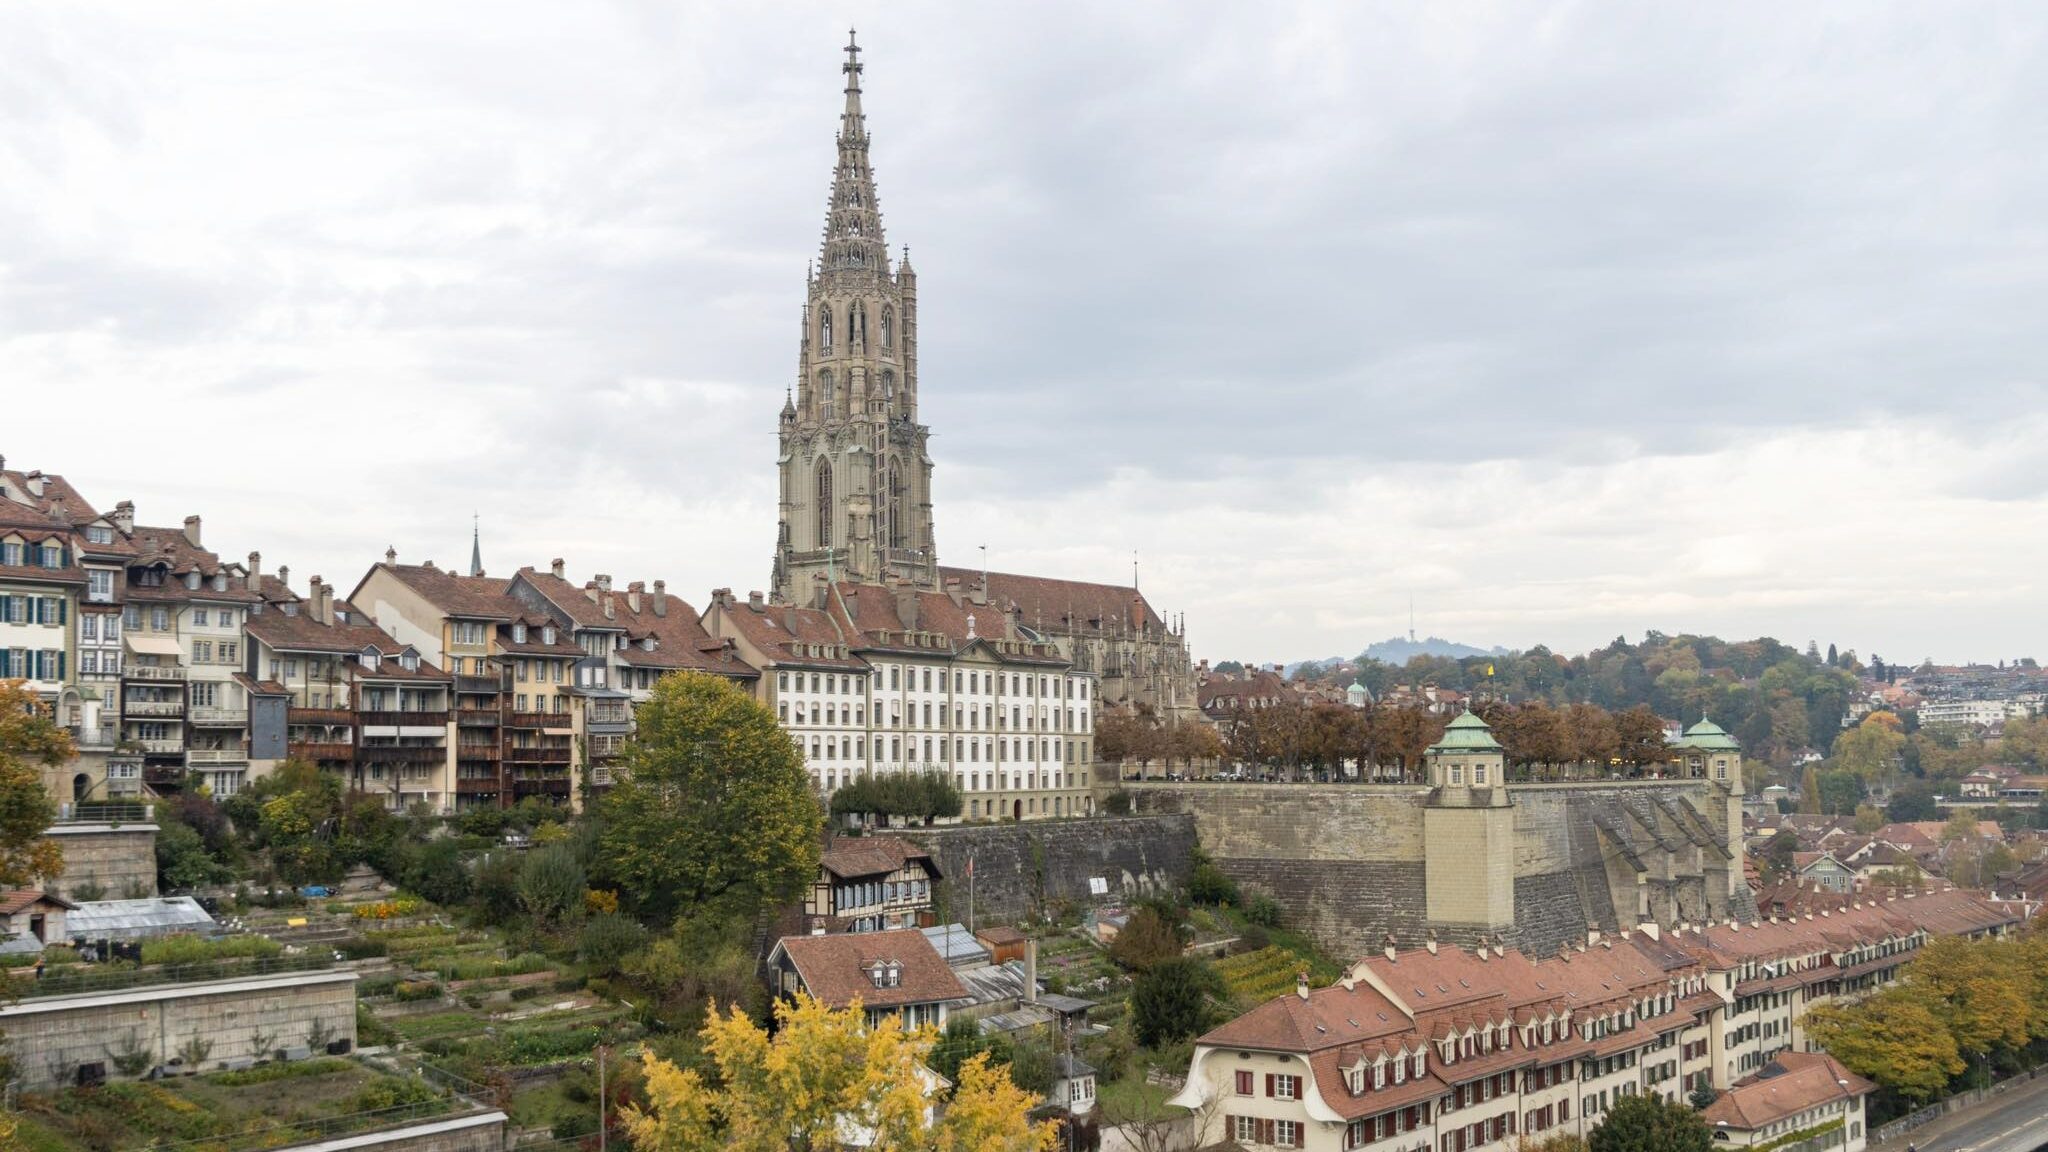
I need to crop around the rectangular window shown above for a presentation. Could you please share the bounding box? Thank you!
[193,608,209,626]
[1275,1074,1300,1100]
[1235,1070,1254,1095]
[87,569,114,601]
[1275,1120,1300,1147]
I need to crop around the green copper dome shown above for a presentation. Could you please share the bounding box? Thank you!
[1429,710,1503,753]
[1678,718,1742,753]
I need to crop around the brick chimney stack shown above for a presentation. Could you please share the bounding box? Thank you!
[182,515,202,547]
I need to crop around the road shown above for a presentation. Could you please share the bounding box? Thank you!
[1881,1074,2048,1152]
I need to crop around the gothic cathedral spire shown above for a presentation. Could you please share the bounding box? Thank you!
[773,32,938,605]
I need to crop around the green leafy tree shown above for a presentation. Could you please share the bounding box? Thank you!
[598,672,822,925]
[1815,771,1865,816]
[1586,1093,1711,1152]
[1887,781,1940,823]
[517,843,586,929]
[579,911,649,976]
[1130,956,1223,1048]
[155,819,232,890]
[403,837,473,906]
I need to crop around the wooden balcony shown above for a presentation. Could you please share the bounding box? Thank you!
[513,777,572,798]
[187,748,247,766]
[455,776,503,795]
[356,711,450,728]
[454,674,506,695]
[506,746,572,765]
[289,707,354,725]
[356,744,447,764]
[123,665,186,681]
[456,744,503,762]
[124,700,185,718]
[188,706,249,726]
[506,711,563,729]
[456,709,501,727]
[289,741,355,761]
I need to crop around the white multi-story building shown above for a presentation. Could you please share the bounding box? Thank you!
[1916,698,2027,729]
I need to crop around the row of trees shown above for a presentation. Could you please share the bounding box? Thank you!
[1292,632,1862,767]
[1804,931,2048,1117]
[828,772,963,826]
[1104,698,1676,781]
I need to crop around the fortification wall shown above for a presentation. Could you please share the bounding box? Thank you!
[282,1112,507,1152]
[1125,781,1746,959]
[899,815,1195,925]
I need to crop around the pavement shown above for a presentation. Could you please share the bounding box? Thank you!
[1878,1073,2048,1152]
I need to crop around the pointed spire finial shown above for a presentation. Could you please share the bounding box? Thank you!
[469,513,484,578]
[844,28,863,93]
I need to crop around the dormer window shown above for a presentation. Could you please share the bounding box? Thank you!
[542,626,556,645]
[400,653,419,672]
[86,525,113,545]
[514,623,528,643]
[213,573,227,592]
[1413,1052,1425,1078]
[642,637,657,651]
[186,571,201,590]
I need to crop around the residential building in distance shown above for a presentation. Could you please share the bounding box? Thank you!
[244,577,454,811]
[1698,1052,1874,1152]
[1167,888,2011,1152]
[807,835,940,933]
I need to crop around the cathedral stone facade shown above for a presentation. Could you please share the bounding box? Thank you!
[769,34,1197,727]
[773,33,937,604]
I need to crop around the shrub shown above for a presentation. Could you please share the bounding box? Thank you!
[1244,894,1282,928]
[141,933,282,966]
[1131,957,1224,1048]
[336,937,390,960]
[394,979,444,1002]
[1187,854,1239,906]
[579,912,648,976]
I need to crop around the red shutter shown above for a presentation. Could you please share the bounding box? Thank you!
[1295,1121,1306,1149]
[1266,1073,1276,1097]
[1260,1118,1275,1145]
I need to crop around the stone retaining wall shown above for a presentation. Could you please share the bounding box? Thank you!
[899,815,1196,924]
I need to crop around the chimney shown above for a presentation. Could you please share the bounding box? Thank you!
[748,590,765,611]
[246,552,261,592]
[1295,971,1310,1000]
[813,575,830,610]
[1025,939,1038,1004]
[1383,934,1398,962]
[24,471,44,497]
[1587,930,1601,945]
[309,577,331,625]
[653,580,668,617]
[385,546,397,564]
[603,594,615,620]
[627,581,644,614]
[784,608,799,633]
[1425,930,1438,956]
[551,558,565,579]
[896,586,920,631]
[112,500,135,534]
[1639,922,1661,941]
[278,564,290,594]
[944,578,962,607]
[584,581,600,603]
[182,515,202,547]
[596,573,612,593]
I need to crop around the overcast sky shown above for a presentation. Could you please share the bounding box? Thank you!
[5,3,2045,667]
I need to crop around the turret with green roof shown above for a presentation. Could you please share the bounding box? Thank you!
[1425,709,1508,801]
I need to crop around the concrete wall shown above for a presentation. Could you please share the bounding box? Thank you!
[900,815,1195,924]
[1126,780,1750,959]
[280,1111,507,1152]
[44,822,159,899]
[0,970,358,1091]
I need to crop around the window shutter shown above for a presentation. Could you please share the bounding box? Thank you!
[1266,1073,1275,1098]
[1294,1122,1305,1149]
[57,599,66,625]
[57,650,65,680]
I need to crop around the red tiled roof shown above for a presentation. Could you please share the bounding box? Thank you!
[0,889,76,914]
[819,836,938,882]
[935,566,1162,636]
[771,928,968,1012]
[368,564,517,620]
[1701,1052,1872,1131]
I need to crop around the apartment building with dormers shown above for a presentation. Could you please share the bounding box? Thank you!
[244,576,454,811]
[1169,887,2015,1152]
[704,577,1100,821]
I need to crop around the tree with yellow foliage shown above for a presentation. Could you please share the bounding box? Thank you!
[0,680,65,888]
[624,993,1054,1152]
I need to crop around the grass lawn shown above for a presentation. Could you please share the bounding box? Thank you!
[1095,1074,1186,1125]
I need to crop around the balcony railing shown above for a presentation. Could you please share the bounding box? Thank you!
[457,709,501,727]
[455,776,502,794]
[514,777,573,796]
[289,741,355,761]
[456,744,503,761]
[506,746,572,764]
[124,701,185,717]
[455,675,506,695]
[289,707,353,725]
[356,711,450,728]
[356,745,447,765]
[590,766,617,787]
[68,727,118,750]
[134,739,184,755]
[507,711,564,728]
[123,665,187,681]
[54,802,154,823]
[189,706,249,725]
[188,748,248,766]
[587,707,631,726]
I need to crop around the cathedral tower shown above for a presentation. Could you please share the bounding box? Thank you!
[773,31,938,605]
